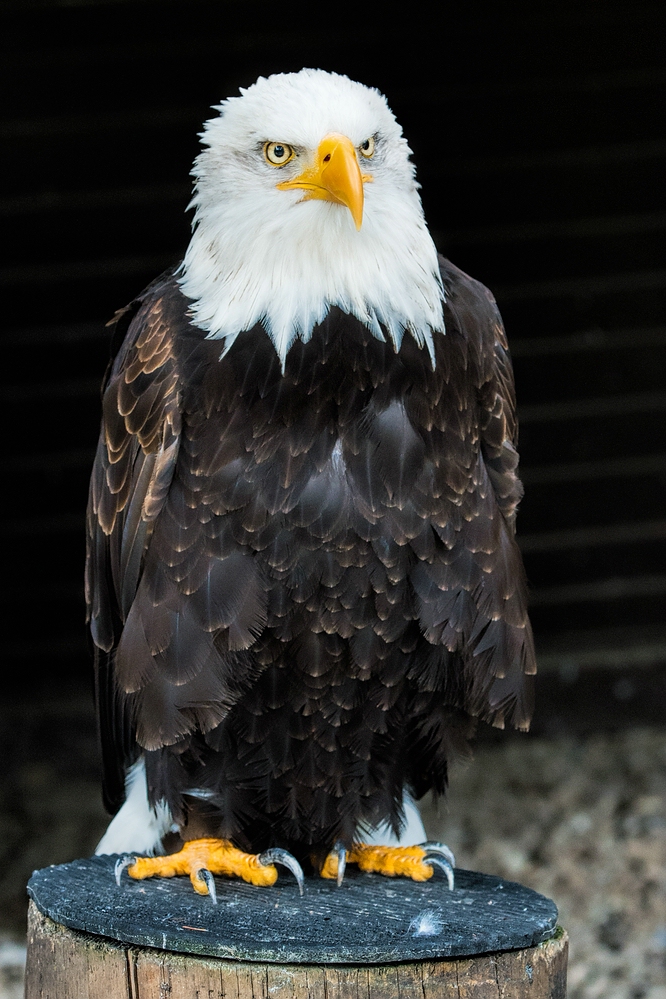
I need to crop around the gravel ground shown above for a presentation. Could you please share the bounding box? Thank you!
[1,692,664,998]
[422,728,666,999]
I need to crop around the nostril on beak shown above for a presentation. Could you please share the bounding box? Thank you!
[323,154,331,162]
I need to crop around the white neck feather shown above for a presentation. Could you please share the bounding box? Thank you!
[178,70,445,368]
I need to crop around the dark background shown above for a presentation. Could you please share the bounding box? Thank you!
[1,0,665,847]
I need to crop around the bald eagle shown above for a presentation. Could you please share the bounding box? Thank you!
[88,69,535,898]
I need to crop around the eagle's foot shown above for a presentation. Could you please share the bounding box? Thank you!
[319,840,348,886]
[320,840,455,888]
[116,838,305,901]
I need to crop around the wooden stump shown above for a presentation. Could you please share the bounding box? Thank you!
[25,905,568,998]
[25,857,568,997]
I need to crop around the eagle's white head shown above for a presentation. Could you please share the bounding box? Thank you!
[179,69,445,368]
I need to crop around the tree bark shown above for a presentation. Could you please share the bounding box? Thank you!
[25,900,568,998]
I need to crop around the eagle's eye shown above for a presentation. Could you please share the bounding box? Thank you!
[359,136,375,159]
[264,142,294,166]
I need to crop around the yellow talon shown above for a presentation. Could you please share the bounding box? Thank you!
[320,843,434,882]
[127,838,278,894]
[350,843,434,880]
[319,851,341,880]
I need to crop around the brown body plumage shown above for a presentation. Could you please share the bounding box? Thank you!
[86,256,535,862]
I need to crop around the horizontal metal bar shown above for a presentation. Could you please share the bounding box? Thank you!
[495,267,666,303]
[442,210,666,246]
[432,139,666,176]
[0,252,178,286]
[518,390,666,423]
[510,325,666,357]
[0,379,100,402]
[519,520,666,553]
[0,182,190,217]
[411,65,666,106]
[535,622,666,673]
[3,384,664,425]
[4,445,664,489]
[536,638,666,673]
[7,31,666,95]
[1,321,108,346]
[0,106,201,140]
[0,513,84,536]
[530,572,666,606]
[1,0,172,9]
[0,447,96,473]
[10,257,662,307]
[5,505,666,561]
[3,322,663,359]
[0,637,88,659]
[0,582,82,600]
[521,453,666,485]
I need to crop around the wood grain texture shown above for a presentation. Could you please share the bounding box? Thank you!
[25,902,568,998]
[27,858,559,964]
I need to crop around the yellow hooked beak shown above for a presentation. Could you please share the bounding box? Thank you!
[276,133,372,231]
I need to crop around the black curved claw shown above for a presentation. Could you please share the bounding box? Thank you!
[196,868,218,905]
[114,855,135,886]
[420,841,456,868]
[423,855,455,891]
[257,848,305,896]
[333,840,347,887]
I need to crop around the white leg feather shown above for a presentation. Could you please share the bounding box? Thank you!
[95,758,175,856]
[360,793,427,846]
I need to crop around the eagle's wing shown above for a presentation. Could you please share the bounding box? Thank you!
[86,276,182,812]
[472,264,536,728]
[410,259,535,732]
[87,273,272,816]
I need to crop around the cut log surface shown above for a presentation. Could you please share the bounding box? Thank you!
[25,858,568,997]
[27,857,558,963]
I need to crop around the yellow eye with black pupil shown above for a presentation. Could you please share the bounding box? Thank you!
[359,136,375,158]
[264,142,294,166]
